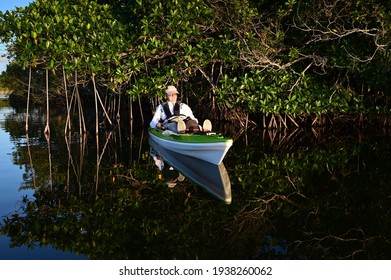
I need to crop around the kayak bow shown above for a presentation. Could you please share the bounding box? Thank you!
[148,128,233,165]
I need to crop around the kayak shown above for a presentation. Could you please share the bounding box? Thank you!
[149,137,232,203]
[148,127,233,165]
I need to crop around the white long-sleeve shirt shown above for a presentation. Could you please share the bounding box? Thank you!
[150,102,197,128]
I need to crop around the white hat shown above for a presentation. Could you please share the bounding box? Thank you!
[165,85,179,95]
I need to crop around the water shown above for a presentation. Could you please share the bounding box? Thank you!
[0,103,87,260]
[1,98,391,260]
[0,107,29,214]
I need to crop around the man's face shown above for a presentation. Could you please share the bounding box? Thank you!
[167,93,177,103]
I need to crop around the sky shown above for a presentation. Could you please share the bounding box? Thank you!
[0,0,34,72]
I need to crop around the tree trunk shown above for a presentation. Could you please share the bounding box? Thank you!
[44,69,50,136]
[63,65,71,134]
[25,66,32,134]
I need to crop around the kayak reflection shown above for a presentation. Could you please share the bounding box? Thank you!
[149,137,232,204]
[150,149,186,189]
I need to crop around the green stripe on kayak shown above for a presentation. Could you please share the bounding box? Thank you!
[148,128,232,143]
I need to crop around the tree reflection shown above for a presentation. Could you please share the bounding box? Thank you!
[227,127,391,259]
[1,107,391,259]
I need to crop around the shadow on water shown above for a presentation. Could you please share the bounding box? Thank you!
[1,102,391,259]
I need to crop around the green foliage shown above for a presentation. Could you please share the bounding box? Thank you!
[0,0,390,121]
[283,0,391,111]
[216,69,354,117]
[1,1,124,71]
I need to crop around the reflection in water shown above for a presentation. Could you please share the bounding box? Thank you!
[150,149,185,188]
[25,135,37,189]
[2,100,391,259]
[64,133,87,194]
[149,137,232,204]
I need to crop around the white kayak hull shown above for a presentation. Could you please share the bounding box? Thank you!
[148,128,233,165]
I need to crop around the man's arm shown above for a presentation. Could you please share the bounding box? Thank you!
[150,104,165,128]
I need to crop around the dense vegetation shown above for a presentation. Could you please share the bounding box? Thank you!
[0,0,390,130]
[2,0,391,260]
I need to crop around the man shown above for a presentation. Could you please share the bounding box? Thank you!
[150,85,211,133]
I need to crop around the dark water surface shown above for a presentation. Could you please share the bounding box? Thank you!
[1,99,391,260]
